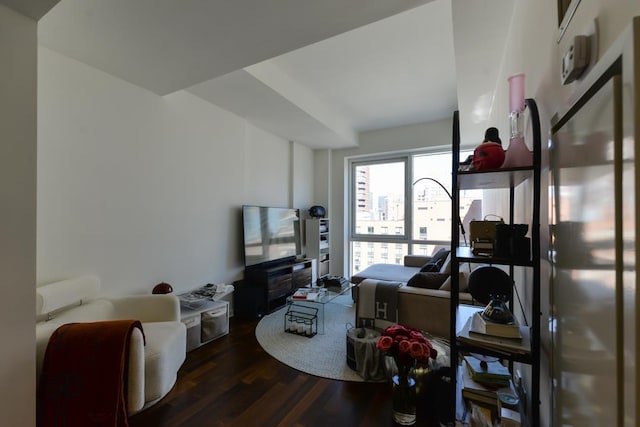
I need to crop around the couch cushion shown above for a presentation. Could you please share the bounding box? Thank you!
[36,275,100,316]
[407,272,449,289]
[419,248,450,272]
[419,262,440,272]
[351,263,419,284]
[439,252,452,274]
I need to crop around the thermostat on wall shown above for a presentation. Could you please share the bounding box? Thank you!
[561,35,590,85]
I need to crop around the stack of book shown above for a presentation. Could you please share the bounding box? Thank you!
[471,239,494,256]
[464,355,511,387]
[470,311,521,339]
[457,311,531,356]
[460,356,518,411]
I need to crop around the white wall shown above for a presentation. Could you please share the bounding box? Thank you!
[328,118,453,276]
[37,47,312,297]
[0,4,37,425]
[291,141,314,214]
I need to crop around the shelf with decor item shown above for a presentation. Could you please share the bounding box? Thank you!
[448,96,541,427]
[306,217,330,279]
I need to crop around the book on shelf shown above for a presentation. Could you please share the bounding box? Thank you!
[469,311,522,339]
[458,317,531,356]
[460,359,518,407]
[463,355,511,386]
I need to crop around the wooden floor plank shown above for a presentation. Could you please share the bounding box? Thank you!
[129,316,443,427]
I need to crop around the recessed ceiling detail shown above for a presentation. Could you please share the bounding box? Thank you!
[35,0,511,149]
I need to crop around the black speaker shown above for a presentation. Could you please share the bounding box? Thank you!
[308,205,326,218]
[233,282,267,320]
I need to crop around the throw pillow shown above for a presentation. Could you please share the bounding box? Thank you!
[407,272,449,289]
[419,248,450,272]
[419,262,440,273]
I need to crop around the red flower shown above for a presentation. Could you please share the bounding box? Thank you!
[409,341,424,359]
[376,324,437,371]
[384,325,408,338]
[376,335,394,352]
[409,330,427,343]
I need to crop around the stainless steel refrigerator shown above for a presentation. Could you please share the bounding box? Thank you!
[549,17,639,427]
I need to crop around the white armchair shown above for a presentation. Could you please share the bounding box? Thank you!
[35,276,186,415]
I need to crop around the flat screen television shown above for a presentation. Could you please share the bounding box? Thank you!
[242,205,301,268]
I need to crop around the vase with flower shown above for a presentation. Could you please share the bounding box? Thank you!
[376,324,438,425]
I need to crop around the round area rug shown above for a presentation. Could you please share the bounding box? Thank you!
[255,294,366,382]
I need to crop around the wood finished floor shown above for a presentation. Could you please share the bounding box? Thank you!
[128,316,442,427]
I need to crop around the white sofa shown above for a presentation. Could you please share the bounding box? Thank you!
[35,276,186,415]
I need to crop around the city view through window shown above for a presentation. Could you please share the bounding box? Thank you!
[350,151,482,276]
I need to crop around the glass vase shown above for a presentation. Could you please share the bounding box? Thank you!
[392,374,417,426]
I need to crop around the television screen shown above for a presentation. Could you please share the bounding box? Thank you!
[242,205,301,268]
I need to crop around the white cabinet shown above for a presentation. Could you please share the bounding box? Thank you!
[306,218,330,279]
[180,300,229,352]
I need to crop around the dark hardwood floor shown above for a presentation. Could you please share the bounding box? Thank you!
[128,316,444,427]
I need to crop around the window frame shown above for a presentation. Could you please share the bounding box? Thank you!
[347,149,463,275]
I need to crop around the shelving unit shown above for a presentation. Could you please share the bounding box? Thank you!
[306,218,330,279]
[449,99,541,426]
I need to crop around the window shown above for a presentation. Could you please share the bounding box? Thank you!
[349,150,481,276]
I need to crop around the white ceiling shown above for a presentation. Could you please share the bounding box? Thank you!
[28,0,514,149]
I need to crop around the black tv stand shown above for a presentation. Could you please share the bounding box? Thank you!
[235,258,313,319]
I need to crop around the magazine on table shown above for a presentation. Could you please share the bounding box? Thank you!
[292,288,321,301]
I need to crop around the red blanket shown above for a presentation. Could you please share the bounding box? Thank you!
[38,320,145,427]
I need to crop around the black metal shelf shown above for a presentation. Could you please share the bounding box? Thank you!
[456,246,534,267]
[458,166,534,190]
[449,98,541,427]
[454,342,534,364]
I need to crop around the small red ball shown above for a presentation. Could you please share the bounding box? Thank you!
[152,282,173,294]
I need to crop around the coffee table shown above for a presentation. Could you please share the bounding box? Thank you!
[286,282,354,334]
